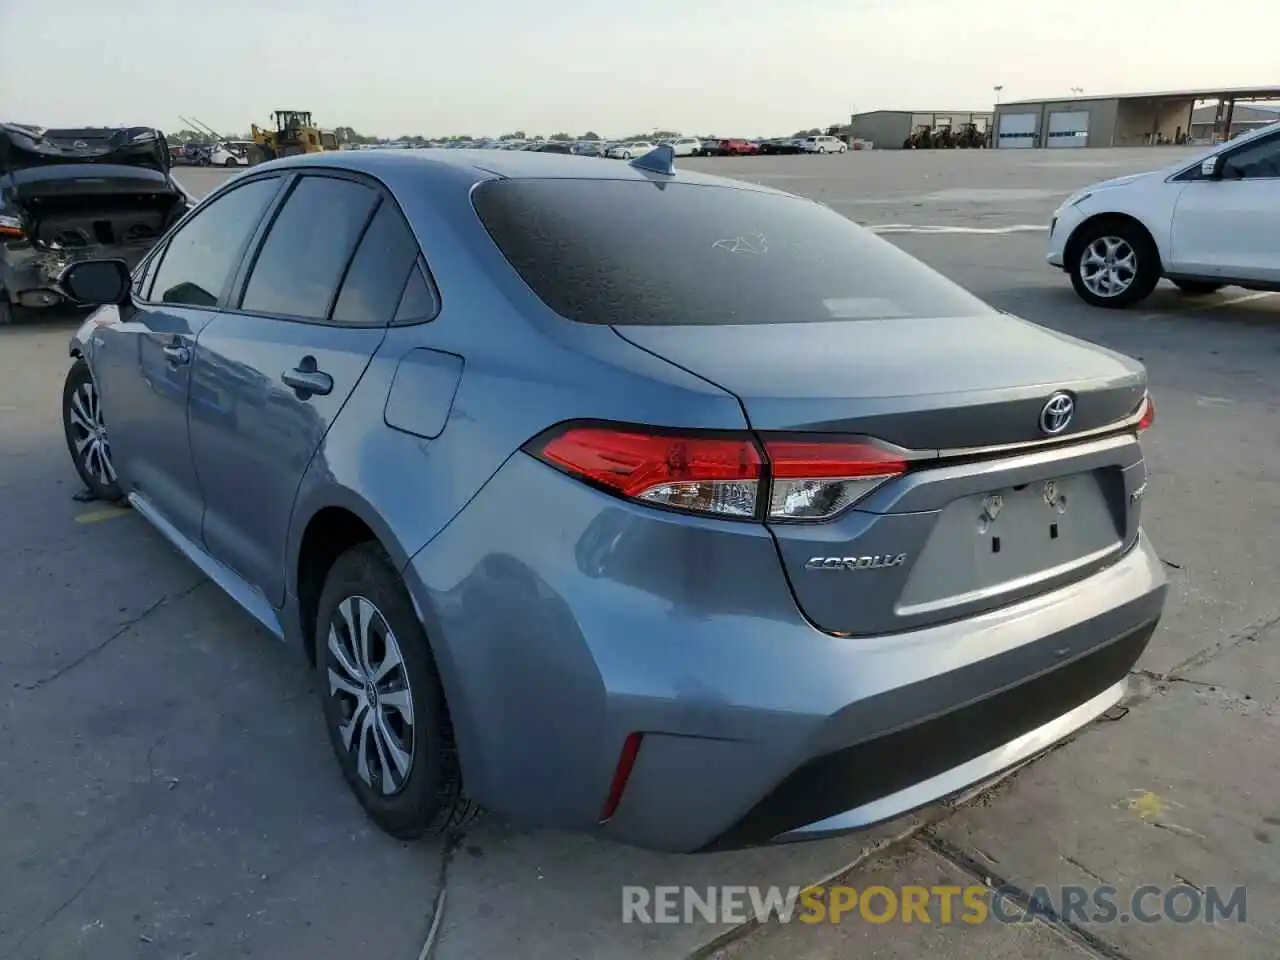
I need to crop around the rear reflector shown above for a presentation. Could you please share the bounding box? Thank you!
[600,732,643,823]
[525,422,910,522]
[764,439,907,521]
[1137,394,1155,432]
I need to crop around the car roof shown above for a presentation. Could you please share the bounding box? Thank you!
[253,146,782,193]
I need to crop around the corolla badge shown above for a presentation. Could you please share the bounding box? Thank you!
[805,554,908,571]
[1039,392,1075,435]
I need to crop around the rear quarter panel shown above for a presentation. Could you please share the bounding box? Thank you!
[285,167,750,590]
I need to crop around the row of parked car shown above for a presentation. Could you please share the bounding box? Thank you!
[169,140,253,167]
[359,135,854,159]
[599,135,851,158]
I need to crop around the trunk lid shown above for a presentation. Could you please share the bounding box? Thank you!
[0,123,172,175]
[612,314,1145,449]
[614,318,1148,636]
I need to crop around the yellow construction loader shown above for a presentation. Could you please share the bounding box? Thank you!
[249,111,340,164]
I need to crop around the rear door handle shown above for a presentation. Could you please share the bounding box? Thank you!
[281,357,333,398]
[162,343,191,365]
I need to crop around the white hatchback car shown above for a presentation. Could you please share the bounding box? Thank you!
[1048,122,1280,308]
[800,135,848,154]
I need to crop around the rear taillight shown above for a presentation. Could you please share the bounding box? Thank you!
[1137,394,1155,432]
[0,214,24,239]
[531,424,763,518]
[525,423,907,522]
[764,439,906,521]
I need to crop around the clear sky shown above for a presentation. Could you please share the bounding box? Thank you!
[3,0,1277,139]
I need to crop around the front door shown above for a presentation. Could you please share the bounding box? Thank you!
[188,172,423,606]
[1169,131,1280,282]
[92,175,284,542]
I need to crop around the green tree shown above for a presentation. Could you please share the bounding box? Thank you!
[549,132,572,141]
[582,130,600,140]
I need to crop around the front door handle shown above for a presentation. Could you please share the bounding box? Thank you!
[281,356,333,398]
[162,343,191,365]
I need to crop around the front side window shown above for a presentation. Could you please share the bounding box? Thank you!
[149,177,281,307]
[472,179,992,326]
[241,175,379,320]
[1223,134,1280,179]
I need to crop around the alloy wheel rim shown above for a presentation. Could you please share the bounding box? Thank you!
[1080,236,1137,298]
[327,595,416,795]
[67,379,116,488]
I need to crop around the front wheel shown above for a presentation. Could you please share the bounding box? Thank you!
[1173,279,1224,296]
[1068,222,1160,309]
[317,543,481,840]
[63,358,123,501]
[224,157,238,168]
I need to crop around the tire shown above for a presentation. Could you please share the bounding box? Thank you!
[316,543,481,840]
[1173,279,1224,296]
[0,294,10,326]
[63,358,124,501]
[224,157,238,168]
[1067,220,1161,309]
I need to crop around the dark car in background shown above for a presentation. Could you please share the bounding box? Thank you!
[759,138,805,155]
[0,123,194,323]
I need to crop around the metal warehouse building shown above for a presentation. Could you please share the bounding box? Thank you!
[848,110,993,149]
[992,85,1280,148]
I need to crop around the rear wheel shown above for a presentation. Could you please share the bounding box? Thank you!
[1173,279,1225,296]
[316,544,481,839]
[1068,220,1160,309]
[63,359,123,501]
[224,157,238,168]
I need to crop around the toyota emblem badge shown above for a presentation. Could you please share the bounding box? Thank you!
[1039,392,1075,435]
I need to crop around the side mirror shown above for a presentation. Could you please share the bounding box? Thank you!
[59,259,132,306]
[1201,155,1222,179]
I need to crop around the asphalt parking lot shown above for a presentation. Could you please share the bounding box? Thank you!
[2,148,1277,960]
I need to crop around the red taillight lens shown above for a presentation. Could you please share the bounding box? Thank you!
[530,425,764,518]
[765,439,907,521]
[1137,394,1155,432]
[527,422,911,522]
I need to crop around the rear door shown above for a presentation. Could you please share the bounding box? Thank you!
[187,172,422,605]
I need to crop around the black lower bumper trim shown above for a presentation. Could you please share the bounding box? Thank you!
[700,615,1158,852]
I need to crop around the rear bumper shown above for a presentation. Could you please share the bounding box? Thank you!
[402,453,1166,854]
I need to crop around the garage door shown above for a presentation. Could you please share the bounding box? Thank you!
[997,113,1038,148]
[1047,111,1089,148]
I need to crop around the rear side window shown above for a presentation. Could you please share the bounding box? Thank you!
[241,175,379,321]
[149,177,280,307]
[331,200,422,326]
[472,179,992,325]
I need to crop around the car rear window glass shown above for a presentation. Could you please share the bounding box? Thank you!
[471,179,992,325]
[331,200,421,326]
[241,175,378,321]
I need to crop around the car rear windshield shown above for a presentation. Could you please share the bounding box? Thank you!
[471,179,992,325]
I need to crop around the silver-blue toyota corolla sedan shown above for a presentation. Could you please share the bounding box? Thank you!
[59,147,1166,853]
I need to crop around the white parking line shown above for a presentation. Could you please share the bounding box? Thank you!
[866,224,1049,235]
